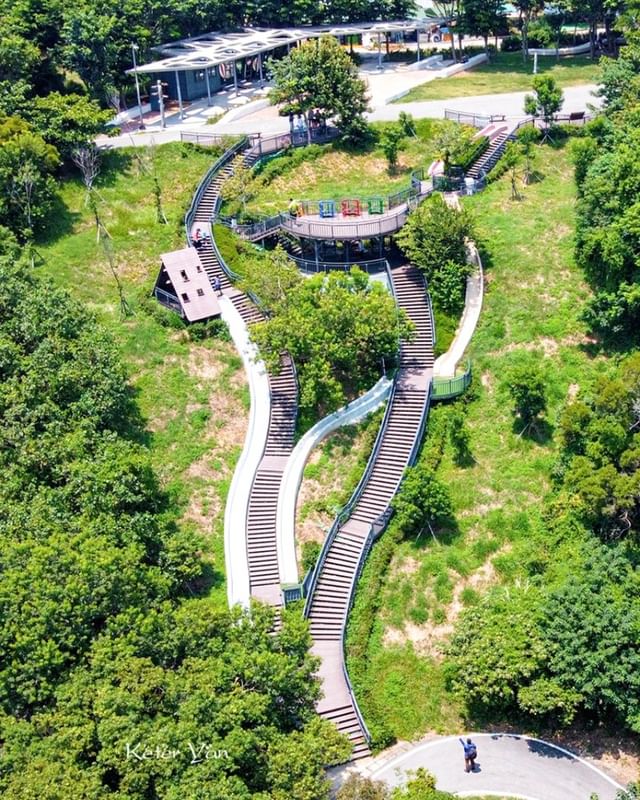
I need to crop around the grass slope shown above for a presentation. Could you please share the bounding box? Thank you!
[238,120,447,217]
[350,143,606,740]
[37,143,248,608]
[396,52,600,103]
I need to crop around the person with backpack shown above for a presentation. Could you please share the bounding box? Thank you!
[460,737,477,772]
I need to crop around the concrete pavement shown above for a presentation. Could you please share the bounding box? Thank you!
[353,733,624,800]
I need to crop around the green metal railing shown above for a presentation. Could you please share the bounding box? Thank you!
[432,362,472,400]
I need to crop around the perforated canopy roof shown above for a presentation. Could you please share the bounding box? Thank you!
[130,21,436,74]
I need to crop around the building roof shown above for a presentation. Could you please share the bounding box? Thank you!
[131,21,437,74]
[159,248,220,322]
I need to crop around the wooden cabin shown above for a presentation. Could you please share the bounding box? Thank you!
[153,248,221,322]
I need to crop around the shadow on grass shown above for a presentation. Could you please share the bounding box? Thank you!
[191,561,225,597]
[511,417,554,444]
[35,191,81,247]
[408,513,462,552]
[97,149,135,187]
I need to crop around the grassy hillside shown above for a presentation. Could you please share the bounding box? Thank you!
[36,142,247,607]
[348,142,606,740]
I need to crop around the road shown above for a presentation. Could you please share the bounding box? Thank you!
[354,733,623,800]
[99,83,599,148]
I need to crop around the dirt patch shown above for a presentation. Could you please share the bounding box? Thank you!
[295,416,382,572]
[147,407,178,433]
[382,557,500,659]
[187,345,223,381]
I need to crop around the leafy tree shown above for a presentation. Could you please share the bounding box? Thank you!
[390,768,457,800]
[428,258,472,314]
[398,111,416,137]
[569,134,600,189]
[0,604,351,798]
[445,587,548,716]
[512,0,545,61]
[396,193,474,284]
[337,773,390,800]
[238,244,303,311]
[250,268,413,425]
[540,547,640,731]
[301,540,322,574]
[0,239,351,799]
[449,408,473,465]
[501,140,523,200]
[396,194,474,316]
[379,124,405,173]
[392,463,453,538]
[432,121,476,173]
[269,36,370,144]
[524,74,564,134]
[505,364,547,430]
[460,0,507,54]
[26,92,111,160]
[516,124,541,184]
[0,114,59,239]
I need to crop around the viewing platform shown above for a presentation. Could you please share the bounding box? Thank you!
[225,178,434,242]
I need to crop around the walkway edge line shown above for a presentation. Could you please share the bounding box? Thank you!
[276,376,393,586]
[220,295,271,608]
[367,733,625,791]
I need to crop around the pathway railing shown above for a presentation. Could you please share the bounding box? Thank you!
[218,166,432,242]
[432,362,472,400]
[285,254,389,274]
[445,109,506,128]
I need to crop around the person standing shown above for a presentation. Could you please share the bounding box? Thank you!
[459,737,477,773]
[212,276,222,296]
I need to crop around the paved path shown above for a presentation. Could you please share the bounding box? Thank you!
[99,77,599,148]
[370,83,600,123]
[355,733,623,800]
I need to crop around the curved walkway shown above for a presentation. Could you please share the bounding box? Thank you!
[276,376,392,587]
[434,195,484,379]
[219,293,270,608]
[305,264,435,758]
[359,733,623,800]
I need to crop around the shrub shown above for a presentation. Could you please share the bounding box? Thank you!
[301,540,322,574]
[187,318,231,342]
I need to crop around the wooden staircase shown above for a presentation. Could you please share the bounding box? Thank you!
[189,146,298,613]
[466,131,510,179]
[305,264,434,760]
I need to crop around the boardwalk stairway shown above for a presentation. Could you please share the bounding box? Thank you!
[305,264,435,759]
[466,130,510,179]
[189,146,298,616]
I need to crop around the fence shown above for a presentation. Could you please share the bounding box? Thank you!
[432,364,472,400]
[286,255,389,274]
[444,109,506,128]
[154,287,182,315]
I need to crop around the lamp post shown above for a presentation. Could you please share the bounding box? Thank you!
[131,43,145,130]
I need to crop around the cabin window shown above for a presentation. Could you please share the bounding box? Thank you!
[197,288,205,297]
[181,292,190,302]
[180,269,189,281]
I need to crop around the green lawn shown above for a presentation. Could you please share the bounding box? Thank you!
[37,142,246,608]
[235,120,449,218]
[395,52,601,103]
[349,143,607,741]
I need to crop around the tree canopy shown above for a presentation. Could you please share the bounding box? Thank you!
[250,268,413,426]
[269,36,370,144]
[396,194,475,316]
[0,240,350,798]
